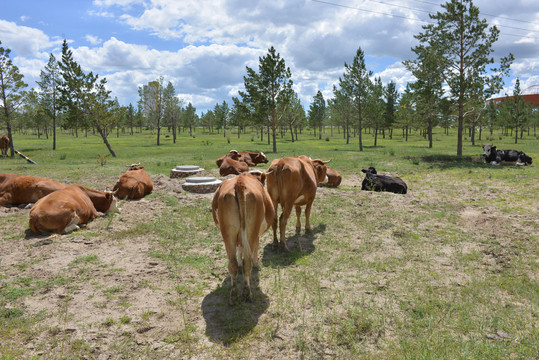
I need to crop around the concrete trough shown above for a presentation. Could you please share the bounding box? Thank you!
[182,176,222,193]
[170,165,204,178]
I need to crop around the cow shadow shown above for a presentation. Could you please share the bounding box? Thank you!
[201,268,269,345]
[261,224,326,268]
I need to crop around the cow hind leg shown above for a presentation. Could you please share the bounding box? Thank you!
[63,214,81,234]
[279,205,293,251]
[295,206,302,233]
[241,247,253,302]
[304,202,313,233]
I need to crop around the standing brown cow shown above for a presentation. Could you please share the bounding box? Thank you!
[29,184,117,234]
[112,164,153,199]
[212,171,274,304]
[0,134,9,158]
[266,156,329,251]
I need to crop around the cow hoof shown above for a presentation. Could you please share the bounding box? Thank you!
[242,288,253,302]
[279,242,289,252]
[229,288,239,306]
[305,227,311,233]
[295,226,301,234]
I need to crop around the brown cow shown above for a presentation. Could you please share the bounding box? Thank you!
[212,171,274,304]
[320,166,342,188]
[112,164,153,199]
[237,151,268,167]
[0,173,65,207]
[216,150,268,167]
[219,152,250,176]
[266,156,329,251]
[0,134,9,158]
[29,184,117,234]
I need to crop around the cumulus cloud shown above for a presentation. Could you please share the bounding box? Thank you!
[0,20,55,57]
[86,35,103,45]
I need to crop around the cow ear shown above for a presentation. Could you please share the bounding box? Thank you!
[361,169,367,173]
[260,172,266,186]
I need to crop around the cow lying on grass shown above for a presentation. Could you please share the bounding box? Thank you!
[112,164,153,199]
[29,185,117,234]
[212,171,274,304]
[361,167,407,194]
[0,173,65,208]
[216,150,268,168]
[320,166,342,188]
[482,144,532,165]
[219,151,250,176]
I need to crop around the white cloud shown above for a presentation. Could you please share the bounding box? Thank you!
[0,20,55,57]
[86,35,103,45]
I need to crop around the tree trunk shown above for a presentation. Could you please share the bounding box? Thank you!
[96,123,116,157]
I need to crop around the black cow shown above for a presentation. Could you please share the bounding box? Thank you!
[482,144,532,166]
[361,167,407,194]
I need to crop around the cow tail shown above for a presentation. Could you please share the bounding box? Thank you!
[234,176,251,265]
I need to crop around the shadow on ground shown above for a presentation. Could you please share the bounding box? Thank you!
[261,223,326,268]
[202,268,269,345]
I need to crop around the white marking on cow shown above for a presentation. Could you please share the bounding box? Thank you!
[324,175,329,183]
[64,214,81,234]
[236,245,243,267]
[294,195,305,204]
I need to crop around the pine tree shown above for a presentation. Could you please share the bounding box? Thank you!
[339,47,372,151]
[58,39,116,156]
[0,41,28,157]
[413,0,513,156]
[241,46,292,153]
[37,53,61,150]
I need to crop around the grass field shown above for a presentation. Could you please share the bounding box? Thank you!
[1,127,538,359]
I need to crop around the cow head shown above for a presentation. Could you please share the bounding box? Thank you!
[361,166,377,175]
[519,152,533,165]
[249,170,267,186]
[127,163,143,171]
[228,150,240,160]
[254,152,269,164]
[482,144,494,158]
[310,159,330,183]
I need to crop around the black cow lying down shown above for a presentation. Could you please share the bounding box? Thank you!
[482,144,532,166]
[361,167,407,194]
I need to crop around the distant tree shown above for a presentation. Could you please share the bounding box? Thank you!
[413,0,513,156]
[339,46,372,151]
[58,39,116,156]
[37,53,61,149]
[330,86,353,144]
[366,77,385,147]
[0,41,28,157]
[507,79,527,144]
[241,46,292,153]
[395,86,416,141]
[139,77,165,145]
[183,102,197,137]
[214,101,229,136]
[308,90,326,140]
[383,81,399,139]
[279,90,304,142]
[404,46,444,148]
[163,81,182,143]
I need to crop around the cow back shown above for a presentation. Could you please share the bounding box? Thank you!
[0,173,65,206]
[113,168,153,199]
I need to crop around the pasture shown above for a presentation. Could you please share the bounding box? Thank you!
[1,128,537,359]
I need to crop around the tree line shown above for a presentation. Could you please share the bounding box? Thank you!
[1,0,537,158]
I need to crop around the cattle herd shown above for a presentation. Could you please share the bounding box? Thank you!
[0,164,153,234]
[0,142,533,305]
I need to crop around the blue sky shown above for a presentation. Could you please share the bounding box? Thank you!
[1,0,538,114]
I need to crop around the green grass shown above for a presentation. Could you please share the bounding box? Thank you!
[0,127,538,359]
